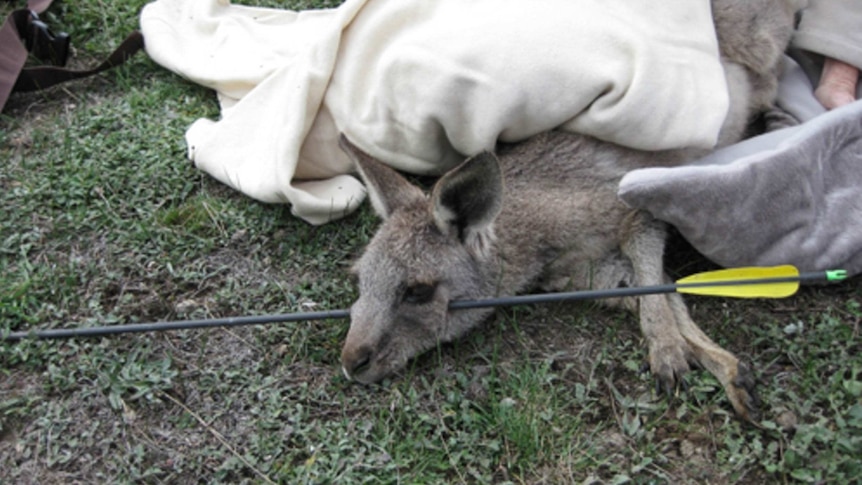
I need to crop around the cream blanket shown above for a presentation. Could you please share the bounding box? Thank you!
[140,0,729,224]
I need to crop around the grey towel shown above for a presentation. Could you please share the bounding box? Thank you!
[619,99,862,276]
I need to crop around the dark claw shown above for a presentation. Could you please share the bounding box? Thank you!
[733,362,757,391]
[745,385,762,409]
[734,361,762,419]
[748,396,762,421]
[654,375,674,398]
[679,376,690,394]
[639,361,651,375]
[644,360,692,402]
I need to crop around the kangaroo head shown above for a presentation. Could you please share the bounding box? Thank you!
[338,135,503,383]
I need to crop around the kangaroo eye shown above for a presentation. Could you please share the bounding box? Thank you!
[403,283,437,304]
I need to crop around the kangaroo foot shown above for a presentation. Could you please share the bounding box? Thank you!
[724,361,761,421]
[664,293,761,421]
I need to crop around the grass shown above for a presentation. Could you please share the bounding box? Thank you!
[2,1,861,483]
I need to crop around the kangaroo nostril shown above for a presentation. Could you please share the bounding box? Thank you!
[344,345,373,379]
[353,353,371,374]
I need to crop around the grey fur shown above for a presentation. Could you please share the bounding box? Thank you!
[339,0,798,421]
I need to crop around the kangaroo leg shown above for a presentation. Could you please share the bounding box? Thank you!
[620,215,692,394]
[666,292,760,421]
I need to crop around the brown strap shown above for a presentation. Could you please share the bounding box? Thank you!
[1,0,144,112]
[13,31,144,93]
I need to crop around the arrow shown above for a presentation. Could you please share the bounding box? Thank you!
[1,266,848,341]
[449,265,846,309]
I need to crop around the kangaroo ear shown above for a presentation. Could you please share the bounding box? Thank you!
[431,151,503,258]
[339,134,425,219]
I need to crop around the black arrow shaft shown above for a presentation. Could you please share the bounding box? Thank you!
[1,271,833,341]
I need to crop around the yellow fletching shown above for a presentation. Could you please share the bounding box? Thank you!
[675,265,800,298]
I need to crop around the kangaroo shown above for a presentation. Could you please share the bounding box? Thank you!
[339,0,799,421]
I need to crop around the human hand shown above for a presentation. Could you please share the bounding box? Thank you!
[814,57,859,110]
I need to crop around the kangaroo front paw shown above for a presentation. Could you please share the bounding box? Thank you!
[647,342,692,396]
